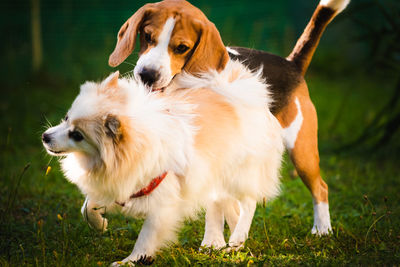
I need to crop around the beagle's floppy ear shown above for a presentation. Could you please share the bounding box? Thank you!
[109,4,155,67]
[184,20,229,74]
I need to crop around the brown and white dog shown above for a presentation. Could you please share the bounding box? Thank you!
[107,0,350,236]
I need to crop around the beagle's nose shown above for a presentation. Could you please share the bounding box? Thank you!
[139,68,160,86]
[42,133,51,144]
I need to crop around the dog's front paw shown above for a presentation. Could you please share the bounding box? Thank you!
[224,241,244,252]
[226,232,246,252]
[81,198,108,232]
[110,260,134,267]
[200,236,226,251]
[111,255,153,267]
[136,255,154,265]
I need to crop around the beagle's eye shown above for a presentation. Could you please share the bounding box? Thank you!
[64,115,69,121]
[175,44,189,54]
[69,130,84,142]
[144,32,154,44]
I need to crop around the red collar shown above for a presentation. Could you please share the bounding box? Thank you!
[116,172,168,207]
[151,87,164,93]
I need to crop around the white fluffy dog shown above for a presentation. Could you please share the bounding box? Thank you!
[42,61,284,266]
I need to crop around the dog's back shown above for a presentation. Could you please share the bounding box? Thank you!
[169,61,284,203]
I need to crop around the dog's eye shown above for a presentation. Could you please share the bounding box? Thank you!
[175,44,189,54]
[69,130,84,142]
[64,115,69,121]
[144,32,154,44]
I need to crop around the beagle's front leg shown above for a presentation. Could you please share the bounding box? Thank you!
[111,206,182,266]
[81,197,108,232]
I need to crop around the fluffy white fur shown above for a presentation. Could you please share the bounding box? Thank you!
[43,60,284,265]
[320,0,350,14]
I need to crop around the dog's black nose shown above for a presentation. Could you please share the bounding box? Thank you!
[139,68,160,86]
[42,133,51,144]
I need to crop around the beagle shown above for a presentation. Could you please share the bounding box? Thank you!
[108,0,349,237]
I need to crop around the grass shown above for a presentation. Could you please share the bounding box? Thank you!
[0,72,399,266]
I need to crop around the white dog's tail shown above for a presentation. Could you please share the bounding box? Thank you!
[286,0,350,76]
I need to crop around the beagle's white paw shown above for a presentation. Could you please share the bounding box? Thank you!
[311,222,332,236]
[311,201,332,236]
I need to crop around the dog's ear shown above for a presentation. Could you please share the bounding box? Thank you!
[103,71,119,88]
[109,4,155,67]
[104,114,122,142]
[184,20,229,74]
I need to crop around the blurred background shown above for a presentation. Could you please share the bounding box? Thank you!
[1,0,399,152]
[0,0,399,265]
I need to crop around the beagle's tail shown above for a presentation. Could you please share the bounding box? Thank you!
[286,0,350,76]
